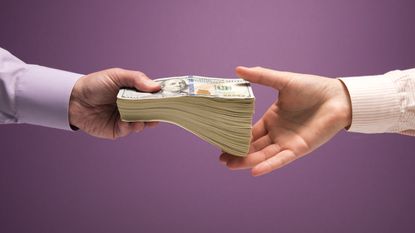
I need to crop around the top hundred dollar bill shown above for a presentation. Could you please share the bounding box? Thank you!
[117,75,255,100]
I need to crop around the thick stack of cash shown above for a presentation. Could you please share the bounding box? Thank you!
[116,75,255,156]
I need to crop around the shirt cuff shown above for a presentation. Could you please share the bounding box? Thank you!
[338,74,400,133]
[16,64,83,130]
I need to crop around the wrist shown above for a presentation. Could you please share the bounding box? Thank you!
[68,77,86,130]
[335,79,352,129]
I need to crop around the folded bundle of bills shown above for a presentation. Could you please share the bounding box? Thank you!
[116,75,255,156]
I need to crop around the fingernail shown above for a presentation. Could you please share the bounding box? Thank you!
[148,81,160,87]
[144,78,158,86]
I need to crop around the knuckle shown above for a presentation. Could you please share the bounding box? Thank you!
[136,71,146,77]
[108,67,124,73]
[138,73,149,80]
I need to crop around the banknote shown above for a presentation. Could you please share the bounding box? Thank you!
[117,75,254,100]
[116,75,255,156]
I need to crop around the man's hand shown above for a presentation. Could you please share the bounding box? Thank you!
[220,66,352,176]
[69,68,160,139]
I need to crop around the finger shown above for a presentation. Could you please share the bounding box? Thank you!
[235,66,295,90]
[218,153,228,164]
[219,152,234,163]
[115,121,134,138]
[251,119,267,142]
[131,122,145,132]
[115,121,145,138]
[252,150,298,176]
[249,135,272,153]
[110,68,160,92]
[145,121,159,128]
[226,144,281,170]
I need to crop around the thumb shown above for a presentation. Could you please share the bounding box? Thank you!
[111,68,160,92]
[235,66,294,90]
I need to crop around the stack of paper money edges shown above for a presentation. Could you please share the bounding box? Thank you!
[117,75,255,156]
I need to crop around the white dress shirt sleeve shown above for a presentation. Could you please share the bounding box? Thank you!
[0,47,83,130]
[339,68,415,136]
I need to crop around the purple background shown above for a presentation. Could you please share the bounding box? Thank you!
[1,0,415,232]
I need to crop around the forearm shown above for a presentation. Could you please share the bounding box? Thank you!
[0,47,82,130]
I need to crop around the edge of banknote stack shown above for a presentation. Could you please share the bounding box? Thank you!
[116,75,255,156]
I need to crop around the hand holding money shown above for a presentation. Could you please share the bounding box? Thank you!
[117,75,255,156]
[69,68,161,139]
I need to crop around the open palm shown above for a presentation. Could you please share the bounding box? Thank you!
[220,66,352,176]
